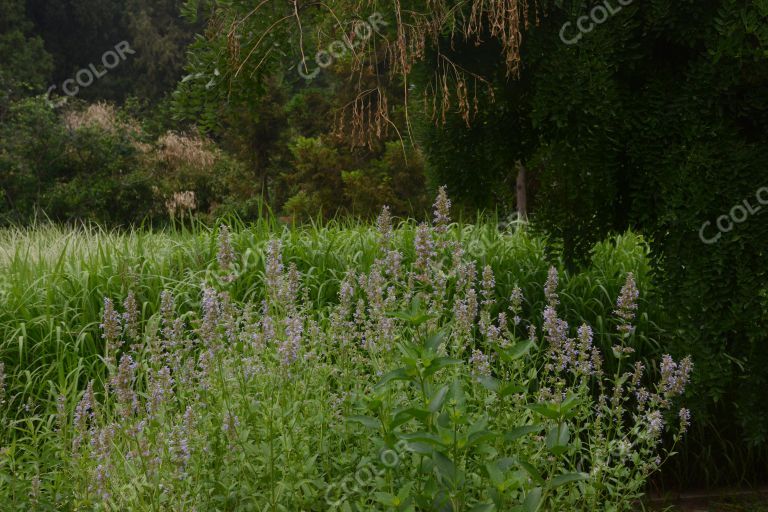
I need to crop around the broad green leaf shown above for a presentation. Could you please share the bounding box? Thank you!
[400,432,446,448]
[391,407,431,429]
[436,411,451,428]
[433,451,459,484]
[549,472,589,488]
[518,459,544,485]
[545,422,570,456]
[524,486,542,512]
[496,457,517,471]
[405,441,434,454]
[365,398,383,413]
[423,357,462,378]
[505,339,534,360]
[466,429,495,448]
[429,385,450,413]
[468,417,489,436]
[477,375,500,392]
[499,383,526,397]
[558,393,581,418]
[505,424,542,442]
[425,330,445,352]
[376,367,411,388]
[397,482,414,501]
[387,297,435,326]
[451,379,467,408]
[374,492,398,506]
[346,415,380,429]
[525,403,561,420]
[485,461,505,486]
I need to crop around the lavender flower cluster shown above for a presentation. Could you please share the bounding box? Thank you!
[60,186,693,509]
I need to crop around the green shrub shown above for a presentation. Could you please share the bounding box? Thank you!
[0,99,253,226]
[413,0,768,484]
[282,137,429,220]
[0,97,65,221]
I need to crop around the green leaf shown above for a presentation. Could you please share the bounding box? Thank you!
[346,415,380,429]
[451,379,467,408]
[467,429,495,448]
[518,459,544,485]
[397,482,413,501]
[549,472,589,488]
[504,339,534,360]
[425,330,445,352]
[499,383,526,397]
[433,451,458,483]
[477,375,500,392]
[429,385,450,413]
[391,407,431,429]
[545,422,570,456]
[558,393,581,418]
[423,357,462,378]
[468,416,489,436]
[374,491,399,506]
[524,487,542,512]
[365,398,383,413]
[400,432,446,448]
[405,441,434,454]
[485,461,505,486]
[504,425,542,442]
[377,367,411,388]
[387,297,435,326]
[525,403,561,420]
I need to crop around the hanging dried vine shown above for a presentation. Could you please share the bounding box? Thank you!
[186,0,545,145]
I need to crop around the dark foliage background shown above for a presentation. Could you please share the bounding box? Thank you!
[415,0,768,485]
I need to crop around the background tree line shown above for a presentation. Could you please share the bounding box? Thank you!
[0,0,429,225]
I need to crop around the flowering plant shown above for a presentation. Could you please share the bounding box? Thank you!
[0,189,689,511]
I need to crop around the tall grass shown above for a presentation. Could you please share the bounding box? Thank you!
[0,221,658,403]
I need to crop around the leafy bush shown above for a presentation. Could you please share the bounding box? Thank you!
[281,137,429,221]
[412,0,768,484]
[0,99,250,225]
[526,2,768,483]
[0,0,52,110]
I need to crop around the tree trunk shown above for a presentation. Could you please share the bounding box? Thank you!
[516,160,527,220]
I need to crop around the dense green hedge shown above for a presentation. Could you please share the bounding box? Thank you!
[415,0,768,485]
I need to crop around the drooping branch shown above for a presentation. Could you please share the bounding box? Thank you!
[340,0,543,136]
[202,0,544,144]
